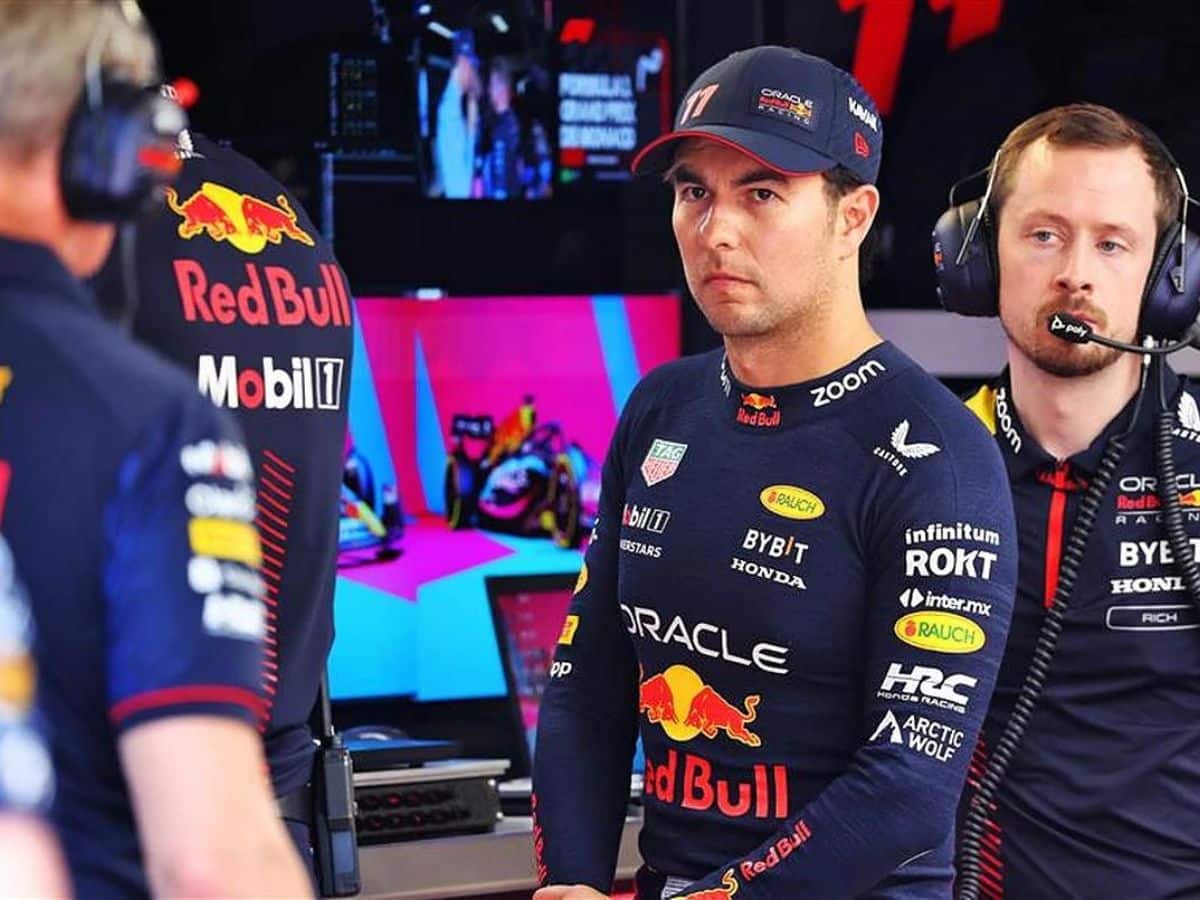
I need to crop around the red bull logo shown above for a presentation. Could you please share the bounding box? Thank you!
[166,181,314,254]
[644,749,788,820]
[741,392,776,412]
[173,260,351,329]
[675,870,739,899]
[638,665,761,747]
[1115,489,1200,511]
[737,392,780,428]
[739,820,813,883]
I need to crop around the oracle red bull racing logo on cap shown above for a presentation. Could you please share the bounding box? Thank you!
[639,664,761,747]
[737,392,781,428]
[759,484,824,520]
[166,181,314,254]
[754,87,815,129]
[641,439,687,487]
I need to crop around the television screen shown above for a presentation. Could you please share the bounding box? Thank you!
[487,573,577,771]
[413,0,556,199]
[555,1,673,186]
[329,293,680,703]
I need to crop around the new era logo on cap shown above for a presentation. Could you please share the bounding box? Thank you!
[631,45,882,185]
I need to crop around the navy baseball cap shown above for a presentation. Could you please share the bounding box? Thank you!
[631,45,882,185]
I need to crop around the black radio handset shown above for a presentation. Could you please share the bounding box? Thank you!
[312,671,360,896]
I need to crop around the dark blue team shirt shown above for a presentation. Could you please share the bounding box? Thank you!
[94,132,353,795]
[0,236,266,898]
[961,373,1200,899]
[0,533,53,815]
[534,343,1018,898]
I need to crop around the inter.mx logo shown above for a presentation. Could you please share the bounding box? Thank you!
[198,354,344,410]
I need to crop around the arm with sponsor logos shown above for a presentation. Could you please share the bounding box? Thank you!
[674,428,1017,898]
[104,395,312,897]
[532,407,640,892]
[0,536,69,898]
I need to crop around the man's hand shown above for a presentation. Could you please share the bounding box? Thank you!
[533,885,610,900]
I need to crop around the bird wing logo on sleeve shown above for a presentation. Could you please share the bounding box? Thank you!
[1180,392,1200,432]
[874,420,941,477]
[891,420,941,459]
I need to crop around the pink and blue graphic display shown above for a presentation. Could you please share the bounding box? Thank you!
[330,294,680,701]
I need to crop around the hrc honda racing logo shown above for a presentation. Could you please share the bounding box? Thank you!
[198,355,345,411]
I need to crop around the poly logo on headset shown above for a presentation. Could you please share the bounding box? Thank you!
[165,180,314,254]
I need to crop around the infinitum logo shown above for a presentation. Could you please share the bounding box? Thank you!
[198,355,344,410]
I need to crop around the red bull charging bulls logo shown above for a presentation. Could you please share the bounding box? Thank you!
[675,870,739,899]
[166,181,315,254]
[639,664,761,747]
[736,392,780,428]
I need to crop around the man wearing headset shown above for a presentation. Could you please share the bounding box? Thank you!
[534,45,1018,900]
[0,534,68,898]
[935,104,1200,898]
[0,3,310,896]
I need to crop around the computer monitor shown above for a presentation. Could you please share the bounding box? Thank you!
[485,573,578,778]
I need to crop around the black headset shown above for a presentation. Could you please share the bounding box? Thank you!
[932,128,1200,341]
[59,1,185,222]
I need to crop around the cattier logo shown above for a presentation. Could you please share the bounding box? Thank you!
[893,611,985,654]
[759,485,824,521]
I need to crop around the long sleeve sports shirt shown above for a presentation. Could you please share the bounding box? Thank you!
[534,342,1017,899]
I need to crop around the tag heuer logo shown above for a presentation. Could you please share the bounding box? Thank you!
[641,439,688,487]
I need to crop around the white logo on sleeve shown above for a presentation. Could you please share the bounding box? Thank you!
[891,420,941,459]
[870,710,903,745]
[1180,393,1200,432]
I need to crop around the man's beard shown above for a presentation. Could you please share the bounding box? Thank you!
[1002,296,1127,377]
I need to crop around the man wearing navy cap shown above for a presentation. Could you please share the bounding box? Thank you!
[533,46,1017,899]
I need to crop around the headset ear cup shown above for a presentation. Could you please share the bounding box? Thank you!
[61,79,183,222]
[932,198,1000,317]
[1141,224,1200,340]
